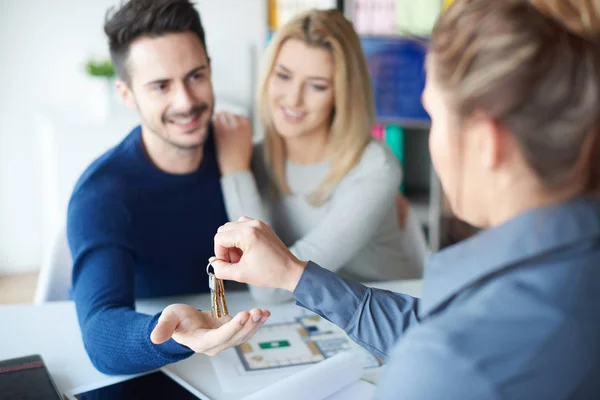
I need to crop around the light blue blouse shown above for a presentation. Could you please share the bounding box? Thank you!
[294,196,600,399]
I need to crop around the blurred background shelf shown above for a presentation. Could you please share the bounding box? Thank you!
[375,118,431,130]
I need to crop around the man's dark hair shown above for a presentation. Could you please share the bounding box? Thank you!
[104,0,208,84]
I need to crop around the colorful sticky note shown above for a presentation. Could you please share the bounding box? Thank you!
[444,0,456,11]
[372,124,385,141]
[384,125,405,192]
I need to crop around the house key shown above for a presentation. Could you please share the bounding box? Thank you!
[207,261,229,318]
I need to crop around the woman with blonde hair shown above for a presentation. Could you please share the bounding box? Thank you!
[214,9,424,302]
[210,0,600,397]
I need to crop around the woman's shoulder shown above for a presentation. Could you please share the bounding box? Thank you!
[348,140,402,180]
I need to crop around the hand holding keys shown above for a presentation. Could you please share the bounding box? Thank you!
[149,259,269,355]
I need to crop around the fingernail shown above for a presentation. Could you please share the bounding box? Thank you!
[239,317,248,325]
[252,314,261,322]
[260,316,269,323]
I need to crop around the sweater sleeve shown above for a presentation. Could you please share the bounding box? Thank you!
[68,191,193,375]
[221,143,402,303]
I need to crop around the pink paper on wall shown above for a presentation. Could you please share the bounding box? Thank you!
[353,0,371,34]
[372,0,396,35]
[371,124,385,141]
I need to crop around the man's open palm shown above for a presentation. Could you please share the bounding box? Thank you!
[150,304,269,356]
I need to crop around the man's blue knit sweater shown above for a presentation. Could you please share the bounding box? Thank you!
[67,125,228,375]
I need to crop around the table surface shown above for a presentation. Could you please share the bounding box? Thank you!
[0,280,422,400]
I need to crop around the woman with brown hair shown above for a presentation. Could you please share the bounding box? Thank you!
[214,9,425,303]
[211,0,600,397]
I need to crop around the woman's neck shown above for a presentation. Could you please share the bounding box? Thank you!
[487,180,585,227]
[283,126,329,165]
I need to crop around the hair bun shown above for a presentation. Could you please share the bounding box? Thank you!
[529,0,600,42]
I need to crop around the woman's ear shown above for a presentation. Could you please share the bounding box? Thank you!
[471,111,507,171]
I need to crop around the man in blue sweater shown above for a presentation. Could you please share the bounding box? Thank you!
[67,0,269,375]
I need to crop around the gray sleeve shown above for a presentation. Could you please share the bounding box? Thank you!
[220,170,270,223]
[220,143,402,304]
[285,144,401,273]
[222,142,401,272]
[293,262,420,360]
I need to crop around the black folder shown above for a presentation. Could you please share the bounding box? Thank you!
[0,354,63,400]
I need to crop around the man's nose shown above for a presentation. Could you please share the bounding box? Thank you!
[172,84,195,110]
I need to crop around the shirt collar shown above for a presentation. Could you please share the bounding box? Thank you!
[420,196,600,317]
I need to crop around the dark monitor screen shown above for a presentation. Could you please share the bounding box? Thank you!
[72,371,208,400]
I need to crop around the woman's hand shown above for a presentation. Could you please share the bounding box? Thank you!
[211,217,308,292]
[396,193,411,229]
[150,304,269,356]
[213,112,253,175]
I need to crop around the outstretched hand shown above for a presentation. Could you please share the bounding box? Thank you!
[150,304,269,356]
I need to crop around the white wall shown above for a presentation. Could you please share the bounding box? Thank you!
[0,0,267,274]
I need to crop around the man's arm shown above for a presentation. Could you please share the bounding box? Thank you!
[293,262,419,360]
[71,247,193,375]
[68,197,192,375]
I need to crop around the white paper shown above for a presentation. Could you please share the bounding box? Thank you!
[210,305,382,394]
[210,306,316,393]
[326,379,376,400]
[243,352,364,400]
[211,347,310,393]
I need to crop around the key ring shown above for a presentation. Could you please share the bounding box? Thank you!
[206,261,215,275]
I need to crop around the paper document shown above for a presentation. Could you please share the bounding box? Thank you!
[236,314,381,372]
[243,352,375,400]
[210,306,382,394]
[326,380,377,400]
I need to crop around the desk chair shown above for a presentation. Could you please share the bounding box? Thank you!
[34,225,73,304]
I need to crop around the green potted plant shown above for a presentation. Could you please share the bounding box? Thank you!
[84,58,117,119]
[85,58,116,79]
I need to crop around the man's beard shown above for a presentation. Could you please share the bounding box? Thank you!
[162,103,210,126]
[141,102,213,151]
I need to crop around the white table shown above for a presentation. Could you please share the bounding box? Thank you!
[0,281,422,399]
